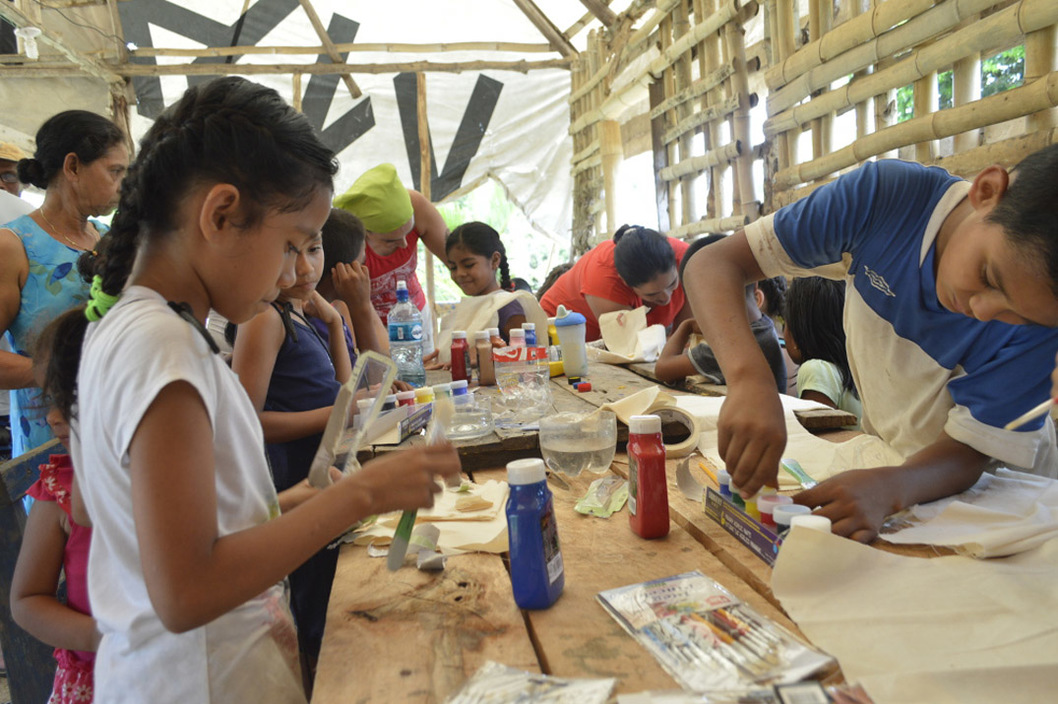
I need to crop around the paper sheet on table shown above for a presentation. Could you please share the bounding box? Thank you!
[882,467,1058,557]
[771,527,1058,704]
[350,480,509,554]
[589,306,666,363]
[597,385,677,425]
[685,394,904,490]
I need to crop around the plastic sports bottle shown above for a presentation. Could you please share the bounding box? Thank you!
[388,280,426,387]
[506,458,565,609]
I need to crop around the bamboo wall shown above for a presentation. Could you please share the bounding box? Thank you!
[570,0,1058,248]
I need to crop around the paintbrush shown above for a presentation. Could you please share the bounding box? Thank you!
[1004,398,1057,431]
[387,395,455,571]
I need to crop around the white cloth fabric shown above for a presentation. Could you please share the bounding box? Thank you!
[772,527,1058,704]
[795,358,862,425]
[884,468,1058,557]
[434,289,548,364]
[72,287,304,703]
[591,306,666,363]
[0,190,33,226]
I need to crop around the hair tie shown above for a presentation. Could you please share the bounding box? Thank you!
[84,275,120,322]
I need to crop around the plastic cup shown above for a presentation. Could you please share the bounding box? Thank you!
[539,410,617,477]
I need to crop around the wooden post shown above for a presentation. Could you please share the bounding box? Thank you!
[297,0,362,99]
[600,120,622,234]
[649,80,672,232]
[660,15,680,229]
[725,16,757,216]
[952,52,980,153]
[416,72,436,337]
[674,0,697,225]
[773,0,797,173]
[914,71,937,162]
[1026,26,1057,130]
[292,71,303,112]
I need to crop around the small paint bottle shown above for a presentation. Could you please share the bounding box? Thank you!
[381,394,398,412]
[414,386,435,405]
[474,330,496,385]
[717,469,732,498]
[509,328,527,348]
[356,398,375,417]
[773,504,813,542]
[450,330,471,383]
[521,322,537,346]
[627,414,669,539]
[396,390,416,407]
[433,382,451,399]
[506,458,565,609]
[790,514,833,534]
[488,327,505,348]
[757,494,793,530]
[450,379,469,402]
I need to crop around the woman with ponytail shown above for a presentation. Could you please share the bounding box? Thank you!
[540,224,692,341]
[47,77,459,702]
[0,110,127,457]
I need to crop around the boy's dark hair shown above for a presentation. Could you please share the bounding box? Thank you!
[612,224,676,288]
[757,276,788,319]
[784,277,856,395]
[321,207,366,278]
[987,144,1058,297]
[17,110,125,190]
[679,234,756,305]
[55,77,338,418]
[536,261,572,300]
[446,221,512,291]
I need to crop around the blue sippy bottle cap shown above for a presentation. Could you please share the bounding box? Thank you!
[554,304,586,327]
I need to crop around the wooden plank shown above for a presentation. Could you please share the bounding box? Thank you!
[314,552,539,703]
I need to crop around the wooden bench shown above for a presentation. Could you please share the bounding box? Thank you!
[0,439,61,704]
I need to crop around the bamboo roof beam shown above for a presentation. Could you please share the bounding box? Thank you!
[129,41,555,58]
[565,11,597,40]
[0,0,123,84]
[773,69,1058,190]
[579,0,616,28]
[626,0,682,57]
[105,0,128,63]
[4,58,572,79]
[297,0,361,99]
[511,0,578,58]
[764,0,1058,137]
[767,0,1001,116]
[669,214,751,239]
[662,95,742,145]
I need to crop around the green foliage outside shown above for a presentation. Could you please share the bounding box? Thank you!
[416,178,571,303]
[895,45,1025,122]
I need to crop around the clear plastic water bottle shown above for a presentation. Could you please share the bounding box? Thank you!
[388,280,426,387]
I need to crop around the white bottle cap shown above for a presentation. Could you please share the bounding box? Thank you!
[522,322,535,330]
[629,414,661,434]
[716,469,731,487]
[433,382,451,395]
[384,394,397,404]
[396,390,415,401]
[489,327,500,337]
[790,514,832,533]
[510,328,526,340]
[773,504,812,527]
[756,494,790,515]
[508,458,546,485]
[450,379,469,393]
[452,330,467,340]
[474,330,490,341]
[396,280,408,291]
[356,398,375,412]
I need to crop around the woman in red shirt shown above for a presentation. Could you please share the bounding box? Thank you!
[541,225,692,341]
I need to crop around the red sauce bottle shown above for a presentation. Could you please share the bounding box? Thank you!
[627,414,669,539]
[450,330,471,382]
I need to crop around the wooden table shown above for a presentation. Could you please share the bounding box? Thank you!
[312,465,829,703]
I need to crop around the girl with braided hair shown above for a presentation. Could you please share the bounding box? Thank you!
[43,76,459,702]
[444,221,526,342]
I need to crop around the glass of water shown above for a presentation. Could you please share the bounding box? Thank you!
[539,410,617,477]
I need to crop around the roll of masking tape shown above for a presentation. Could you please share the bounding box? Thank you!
[653,406,700,458]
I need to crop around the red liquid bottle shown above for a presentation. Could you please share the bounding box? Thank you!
[627,414,669,539]
[450,330,471,382]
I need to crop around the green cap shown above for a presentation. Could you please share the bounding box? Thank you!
[334,163,413,233]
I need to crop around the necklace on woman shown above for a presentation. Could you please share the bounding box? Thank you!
[40,207,98,255]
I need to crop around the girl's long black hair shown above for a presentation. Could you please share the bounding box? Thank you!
[784,277,857,396]
[446,221,512,291]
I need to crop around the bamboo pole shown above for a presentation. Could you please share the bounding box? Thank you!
[660,141,742,181]
[105,0,128,63]
[648,1,754,80]
[767,0,1001,117]
[131,42,555,58]
[725,21,757,215]
[934,128,1058,177]
[571,139,601,165]
[693,0,718,222]
[668,214,750,239]
[952,51,981,153]
[773,70,1058,190]
[1026,26,1057,130]
[649,80,673,232]
[660,14,679,230]
[565,10,597,40]
[580,0,617,27]
[0,0,123,84]
[571,154,604,177]
[416,72,436,334]
[913,71,936,162]
[292,72,303,112]
[590,32,606,240]
[109,58,573,78]
[763,0,1058,137]
[773,0,797,173]
[705,0,727,223]
[626,0,682,57]
[649,63,736,119]
[298,0,361,99]
[512,0,579,58]
[774,177,834,208]
[850,0,869,150]
[674,0,697,225]
[766,0,934,90]
[662,95,741,145]
[601,121,622,233]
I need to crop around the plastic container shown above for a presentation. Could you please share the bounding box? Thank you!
[509,328,527,348]
[396,390,416,407]
[474,330,495,386]
[790,514,832,533]
[450,379,469,400]
[488,327,504,348]
[522,322,537,346]
[774,504,813,541]
[553,304,589,378]
[413,386,434,405]
[717,469,732,498]
[450,330,471,382]
[505,458,565,609]
[757,494,793,529]
[433,382,451,399]
[627,414,669,539]
[382,394,398,412]
[388,280,426,387]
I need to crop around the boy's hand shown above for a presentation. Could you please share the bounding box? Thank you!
[795,467,901,543]
[718,377,785,497]
[350,444,461,514]
[304,291,341,327]
[333,262,373,312]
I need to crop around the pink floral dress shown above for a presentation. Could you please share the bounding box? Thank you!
[27,455,94,703]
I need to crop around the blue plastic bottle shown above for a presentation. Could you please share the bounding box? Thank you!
[505,458,565,609]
